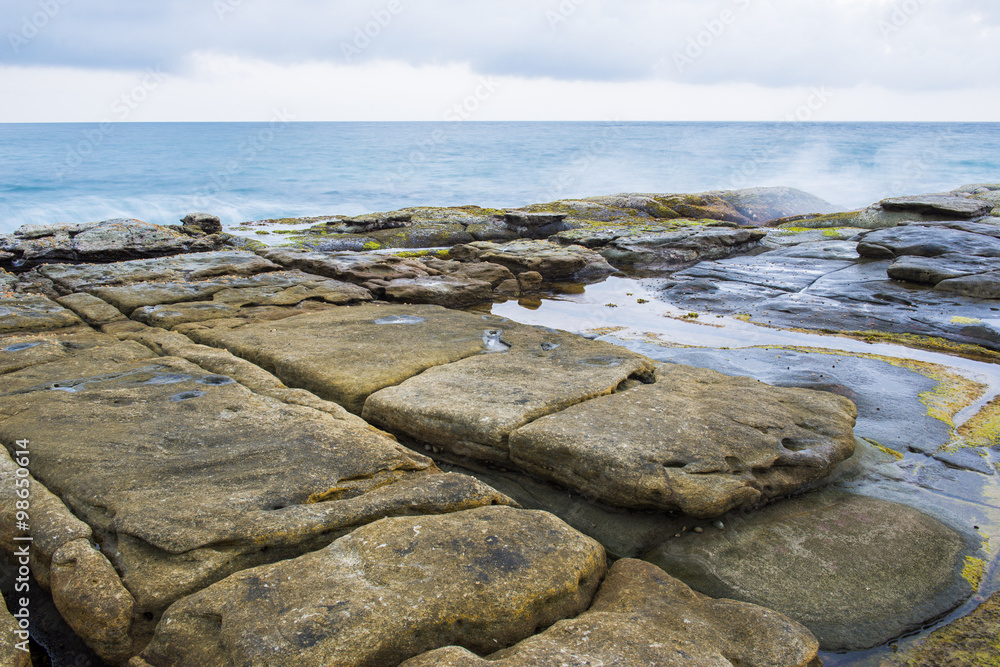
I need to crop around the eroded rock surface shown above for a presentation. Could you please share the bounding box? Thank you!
[363,326,656,462]
[402,559,821,667]
[138,506,605,667]
[449,240,616,281]
[644,490,975,651]
[0,219,246,268]
[179,304,508,414]
[508,363,857,517]
[0,336,510,649]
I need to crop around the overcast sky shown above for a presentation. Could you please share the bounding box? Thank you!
[1,0,998,122]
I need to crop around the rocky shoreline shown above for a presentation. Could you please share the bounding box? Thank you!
[2,184,999,666]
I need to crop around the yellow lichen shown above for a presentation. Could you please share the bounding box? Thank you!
[962,556,986,590]
[761,345,987,432]
[951,316,984,325]
[958,396,1000,449]
[864,438,905,460]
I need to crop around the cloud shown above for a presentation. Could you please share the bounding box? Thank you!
[2,0,998,93]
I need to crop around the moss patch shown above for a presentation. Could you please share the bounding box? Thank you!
[762,344,986,431]
[864,438,905,460]
[883,591,1000,666]
[958,396,1000,449]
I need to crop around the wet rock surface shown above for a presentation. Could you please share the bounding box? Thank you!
[660,238,1000,351]
[1,190,998,666]
[138,507,605,667]
[881,589,1000,666]
[644,490,974,651]
[402,559,821,667]
[0,219,248,269]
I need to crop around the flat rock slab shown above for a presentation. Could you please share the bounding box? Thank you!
[674,253,856,293]
[0,341,509,632]
[879,195,994,219]
[508,363,857,517]
[363,326,656,462]
[610,343,953,460]
[659,247,1000,351]
[258,248,435,284]
[402,559,820,667]
[39,251,280,294]
[644,490,974,651]
[180,303,514,414]
[450,240,616,281]
[382,275,495,309]
[0,296,83,334]
[858,223,1000,259]
[598,226,767,272]
[138,506,605,667]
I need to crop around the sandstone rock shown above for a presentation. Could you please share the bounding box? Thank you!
[2,219,231,267]
[138,506,605,667]
[857,223,1000,259]
[879,194,994,219]
[644,490,974,651]
[363,327,656,463]
[935,271,1000,299]
[179,213,222,236]
[326,211,412,233]
[382,275,496,308]
[449,240,615,281]
[508,363,857,517]
[422,258,517,287]
[50,539,135,664]
[180,304,506,414]
[886,253,989,285]
[258,247,435,285]
[402,559,820,667]
[0,341,511,646]
[56,292,129,325]
[0,296,82,333]
[596,226,767,272]
[1,598,31,667]
[39,251,281,295]
[503,210,571,238]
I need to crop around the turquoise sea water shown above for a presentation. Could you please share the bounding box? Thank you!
[0,121,998,234]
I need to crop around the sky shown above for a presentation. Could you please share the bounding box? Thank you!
[1,0,999,122]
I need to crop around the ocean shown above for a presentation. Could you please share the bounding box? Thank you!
[1,121,998,235]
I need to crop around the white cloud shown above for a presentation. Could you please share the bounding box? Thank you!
[3,56,1000,123]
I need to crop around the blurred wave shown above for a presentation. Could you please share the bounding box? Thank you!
[0,121,997,234]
